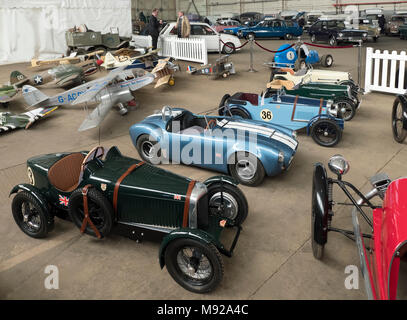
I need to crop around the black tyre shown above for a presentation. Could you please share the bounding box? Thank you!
[310,119,342,147]
[94,46,107,55]
[392,97,407,143]
[329,36,337,46]
[335,98,356,121]
[165,238,224,293]
[373,36,378,42]
[207,182,248,226]
[68,188,113,238]
[320,54,333,67]
[311,203,324,260]
[222,42,235,54]
[310,34,316,43]
[136,134,162,164]
[229,108,250,119]
[12,191,52,238]
[229,152,265,186]
[218,94,230,115]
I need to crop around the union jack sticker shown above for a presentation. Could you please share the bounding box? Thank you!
[59,195,69,206]
[174,194,182,200]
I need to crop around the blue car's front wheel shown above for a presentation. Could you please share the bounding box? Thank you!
[310,119,342,147]
[229,152,265,186]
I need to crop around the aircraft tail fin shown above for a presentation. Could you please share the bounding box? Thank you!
[22,85,49,107]
[10,71,29,86]
[186,65,196,74]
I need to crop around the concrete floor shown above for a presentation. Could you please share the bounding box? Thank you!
[0,35,406,300]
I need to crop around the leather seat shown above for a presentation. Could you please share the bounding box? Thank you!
[48,153,85,192]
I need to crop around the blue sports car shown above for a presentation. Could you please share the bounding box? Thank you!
[129,107,298,186]
[218,92,344,147]
[225,19,303,39]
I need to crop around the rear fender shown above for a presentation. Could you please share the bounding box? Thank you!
[9,184,50,217]
[396,94,407,130]
[224,105,252,119]
[312,163,329,245]
[159,229,221,268]
[306,114,344,135]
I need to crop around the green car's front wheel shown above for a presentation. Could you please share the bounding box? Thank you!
[207,182,248,226]
[165,238,224,293]
[335,98,356,121]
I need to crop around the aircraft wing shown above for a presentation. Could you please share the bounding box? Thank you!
[71,66,127,105]
[78,99,114,131]
[0,91,17,103]
[55,73,81,86]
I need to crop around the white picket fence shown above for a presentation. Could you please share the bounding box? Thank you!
[364,47,407,94]
[131,35,208,65]
[159,37,208,64]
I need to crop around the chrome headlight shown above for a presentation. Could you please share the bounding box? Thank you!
[278,151,285,163]
[338,32,343,37]
[348,72,352,80]
[327,100,338,117]
[292,131,297,139]
[363,33,368,37]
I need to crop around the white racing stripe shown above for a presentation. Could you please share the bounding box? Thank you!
[221,121,297,150]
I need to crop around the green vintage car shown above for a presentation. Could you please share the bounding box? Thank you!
[10,146,248,293]
[267,77,360,121]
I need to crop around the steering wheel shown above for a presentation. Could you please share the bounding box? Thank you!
[161,105,173,122]
[205,119,217,131]
[82,146,105,168]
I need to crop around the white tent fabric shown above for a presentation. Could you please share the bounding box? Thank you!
[0,0,132,64]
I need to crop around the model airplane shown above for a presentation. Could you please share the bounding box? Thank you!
[151,58,179,88]
[22,67,155,131]
[30,50,104,68]
[0,85,18,107]
[0,106,58,133]
[187,55,236,79]
[101,49,161,70]
[11,60,100,88]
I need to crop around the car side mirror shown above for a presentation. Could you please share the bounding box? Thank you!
[328,154,350,178]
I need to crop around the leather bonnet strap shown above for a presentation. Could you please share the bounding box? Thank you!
[113,162,145,213]
[80,184,102,239]
[182,180,196,228]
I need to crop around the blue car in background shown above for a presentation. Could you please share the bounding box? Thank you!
[225,19,303,40]
[129,107,298,186]
[218,92,344,147]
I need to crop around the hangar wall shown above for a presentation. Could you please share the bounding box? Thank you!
[132,0,407,20]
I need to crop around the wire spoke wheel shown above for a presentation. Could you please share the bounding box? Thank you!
[336,100,355,121]
[176,246,213,283]
[392,98,407,143]
[12,191,50,238]
[311,119,342,147]
[20,201,42,232]
[165,238,224,293]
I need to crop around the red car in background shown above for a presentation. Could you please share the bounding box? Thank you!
[213,19,241,33]
[311,155,407,299]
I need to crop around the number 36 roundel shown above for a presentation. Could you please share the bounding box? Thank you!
[260,109,273,121]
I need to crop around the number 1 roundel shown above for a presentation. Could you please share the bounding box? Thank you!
[260,109,273,121]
